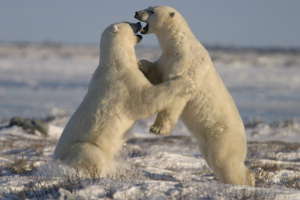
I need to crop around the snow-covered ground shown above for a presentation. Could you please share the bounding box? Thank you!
[1,43,300,199]
[0,43,300,122]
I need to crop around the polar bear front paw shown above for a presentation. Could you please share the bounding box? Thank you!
[150,123,172,136]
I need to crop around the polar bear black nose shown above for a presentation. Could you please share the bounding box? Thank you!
[134,12,139,18]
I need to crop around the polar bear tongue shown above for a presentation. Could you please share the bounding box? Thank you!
[141,23,149,34]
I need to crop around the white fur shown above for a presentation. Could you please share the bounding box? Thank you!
[53,22,193,177]
[137,6,255,186]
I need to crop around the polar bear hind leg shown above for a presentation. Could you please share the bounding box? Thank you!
[211,156,255,186]
[62,142,117,177]
[204,137,255,186]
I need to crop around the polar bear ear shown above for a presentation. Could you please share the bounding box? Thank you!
[112,25,119,33]
[169,12,175,18]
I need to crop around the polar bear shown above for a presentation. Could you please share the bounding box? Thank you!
[53,22,193,177]
[135,6,255,186]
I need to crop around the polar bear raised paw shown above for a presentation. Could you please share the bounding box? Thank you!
[150,113,173,136]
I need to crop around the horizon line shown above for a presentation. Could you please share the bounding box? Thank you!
[1,40,300,53]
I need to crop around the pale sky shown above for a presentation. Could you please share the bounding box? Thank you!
[0,0,299,47]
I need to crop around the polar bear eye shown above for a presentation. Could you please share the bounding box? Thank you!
[148,10,154,15]
[169,12,175,18]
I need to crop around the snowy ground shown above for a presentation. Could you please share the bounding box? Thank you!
[0,43,300,199]
[0,43,300,121]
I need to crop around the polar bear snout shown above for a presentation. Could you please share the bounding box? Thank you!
[134,11,140,21]
[129,22,142,33]
[134,9,154,34]
[128,22,143,43]
[134,11,149,22]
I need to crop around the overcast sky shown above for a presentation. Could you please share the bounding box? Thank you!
[0,0,299,47]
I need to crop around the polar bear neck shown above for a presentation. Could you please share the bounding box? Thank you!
[99,41,138,71]
[155,21,196,53]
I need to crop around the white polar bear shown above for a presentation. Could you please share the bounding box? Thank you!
[53,22,193,177]
[135,6,255,186]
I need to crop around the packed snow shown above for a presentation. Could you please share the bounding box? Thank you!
[0,43,300,199]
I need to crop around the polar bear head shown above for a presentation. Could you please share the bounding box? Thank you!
[99,22,143,64]
[101,22,143,48]
[134,6,183,34]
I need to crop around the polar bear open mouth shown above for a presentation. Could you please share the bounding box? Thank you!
[141,23,149,34]
[128,22,143,42]
[134,10,151,34]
